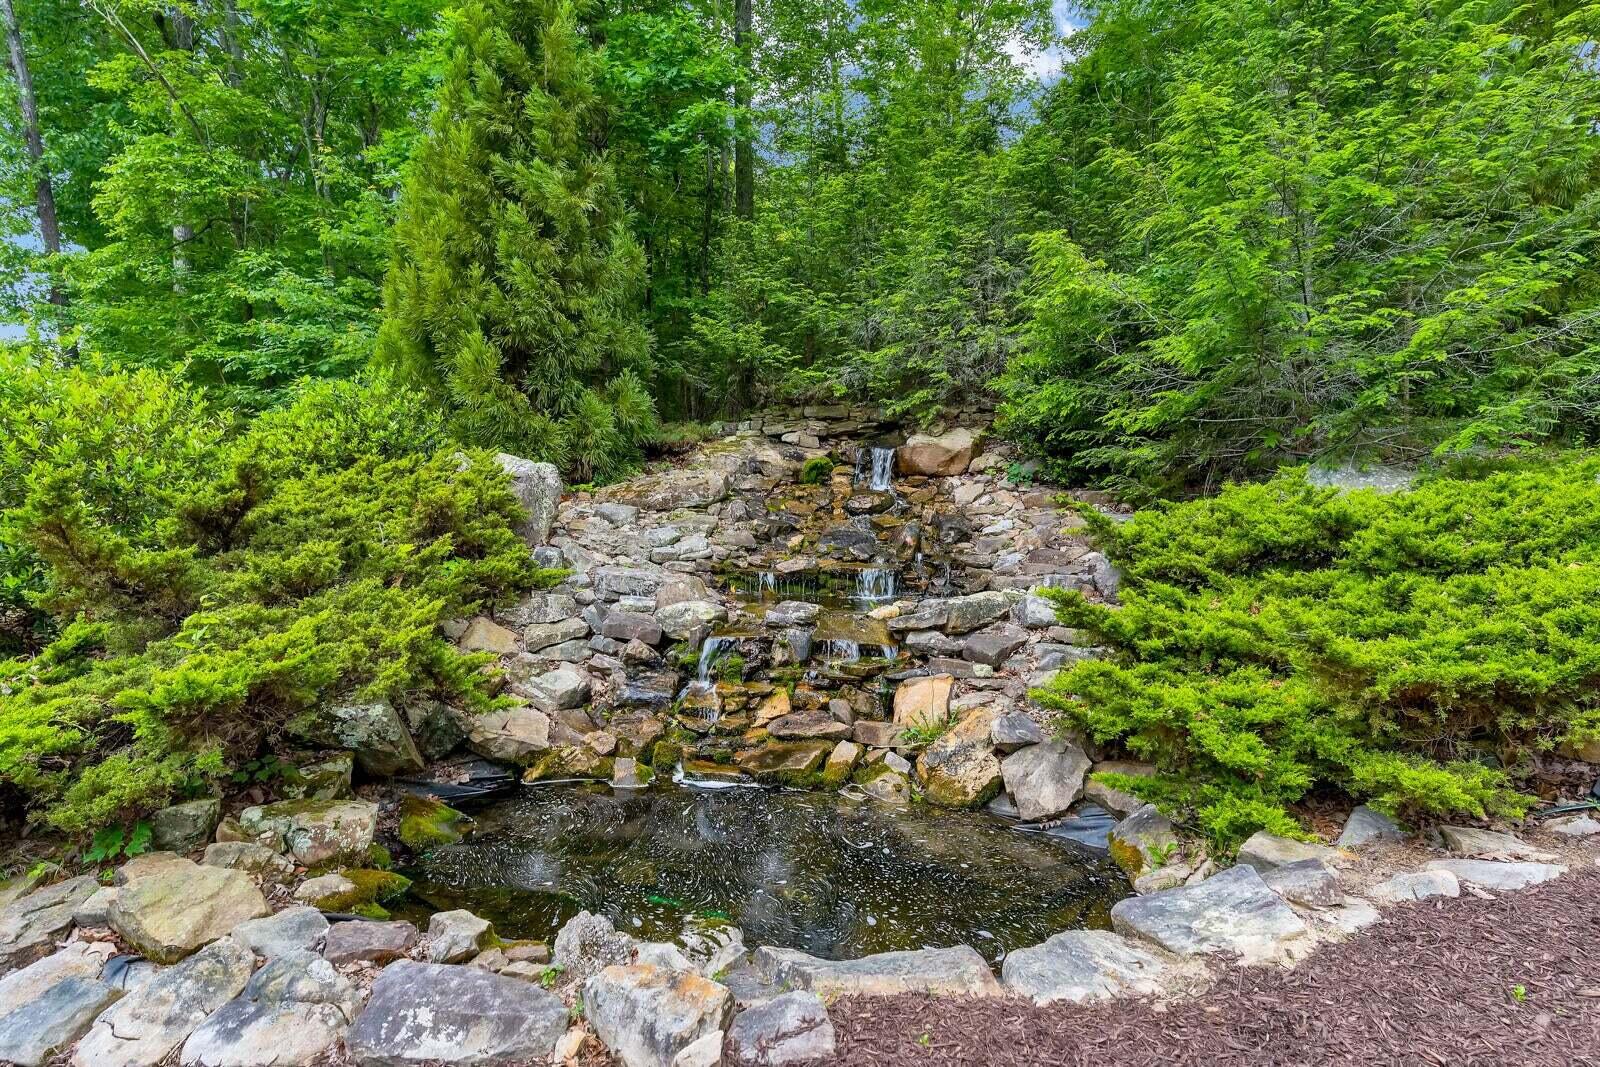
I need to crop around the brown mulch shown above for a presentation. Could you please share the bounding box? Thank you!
[830,866,1600,1067]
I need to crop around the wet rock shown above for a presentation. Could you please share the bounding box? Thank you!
[1439,826,1555,862]
[735,741,833,784]
[767,710,852,742]
[524,617,590,652]
[491,453,562,544]
[426,910,493,964]
[1261,860,1342,908]
[151,799,222,853]
[822,741,862,786]
[0,977,123,1066]
[1370,869,1460,904]
[1335,804,1405,848]
[941,591,1011,634]
[855,765,912,803]
[554,911,637,985]
[1001,929,1177,1005]
[891,674,953,729]
[726,990,835,1065]
[180,949,361,1066]
[238,799,378,867]
[897,429,975,476]
[0,876,99,973]
[764,601,821,627]
[916,707,1004,808]
[1082,761,1154,819]
[458,617,521,655]
[602,611,664,645]
[990,712,1044,753]
[74,937,255,1067]
[1001,740,1091,822]
[751,945,1001,998]
[231,907,328,960]
[1111,865,1312,964]
[323,921,418,966]
[611,757,651,789]
[109,860,270,964]
[583,964,734,1067]
[345,960,568,1066]
[1236,831,1344,873]
[1423,859,1566,891]
[456,705,552,764]
[962,623,1029,666]
[1108,804,1179,878]
[0,941,115,1018]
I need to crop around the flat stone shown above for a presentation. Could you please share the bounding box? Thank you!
[823,741,863,786]
[891,674,954,729]
[764,601,821,628]
[1001,929,1177,1005]
[941,591,1011,634]
[323,921,418,965]
[726,990,835,1065]
[1236,831,1344,872]
[1261,860,1343,908]
[611,757,650,789]
[1439,826,1556,862]
[230,907,328,960]
[1336,804,1405,848]
[238,799,378,867]
[74,937,255,1067]
[897,429,975,476]
[582,965,733,1067]
[595,566,665,600]
[179,949,361,1067]
[1110,865,1313,964]
[1108,804,1179,878]
[524,665,592,712]
[426,910,493,964]
[767,709,852,742]
[751,945,1002,998]
[596,502,640,527]
[1370,869,1461,904]
[851,721,906,748]
[0,876,98,973]
[458,617,520,654]
[201,843,296,884]
[601,610,664,645]
[962,623,1029,666]
[734,741,833,783]
[293,873,354,906]
[1423,859,1566,891]
[345,960,568,1066]
[990,712,1044,753]
[524,617,590,652]
[509,593,581,626]
[109,860,270,964]
[670,1030,723,1067]
[916,707,1004,808]
[1546,814,1600,837]
[456,705,552,764]
[0,976,123,1066]
[1001,741,1091,822]
[151,799,223,853]
[0,941,115,1019]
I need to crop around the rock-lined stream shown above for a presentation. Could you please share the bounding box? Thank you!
[402,783,1128,964]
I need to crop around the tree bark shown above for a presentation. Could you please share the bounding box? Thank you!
[1,0,64,304]
[733,0,753,219]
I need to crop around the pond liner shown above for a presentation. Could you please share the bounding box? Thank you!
[393,759,519,803]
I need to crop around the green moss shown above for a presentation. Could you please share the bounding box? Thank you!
[399,795,473,850]
[312,869,413,913]
[366,842,395,870]
[799,457,835,484]
[647,741,682,769]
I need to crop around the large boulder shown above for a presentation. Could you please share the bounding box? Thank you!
[1001,741,1091,822]
[891,674,953,729]
[1110,865,1312,964]
[345,960,568,1067]
[751,945,1001,998]
[0,976,123,1067]
[180,949,362,1067]
[897,429,976,476]
[1001,929,1178,1005]
[726,990,835,1065]
[238,800,378,867]
[109,860,270,964]
[454,705,552,765]
[915,707,1004,808]
[74,937,255,1067]
[297,700,424,778]
[0,876,98,974]
[492,453,562,545]
[582,965,733,1067]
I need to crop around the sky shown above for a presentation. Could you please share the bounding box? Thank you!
[1006,0,1085,82]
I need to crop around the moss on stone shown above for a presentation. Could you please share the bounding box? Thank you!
[399,795,473,850]
[312,868,412,913]
[799,456,835,484]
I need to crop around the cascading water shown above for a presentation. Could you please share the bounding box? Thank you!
[855,446,896,492]
[680,635,733,720]
[855,567,896,605]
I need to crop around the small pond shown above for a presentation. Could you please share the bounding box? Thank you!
[401,783,1129,965]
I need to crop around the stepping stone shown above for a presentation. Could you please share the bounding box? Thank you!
[1236,831,1344,872]
[750,945,1003,998]
[323,920,419,965]
[1546,814,1600,837]
[1439,826,1556,862]
[1110,865,1313,964]
[230,907,328,960]
[1370,869,1460,904]
[1336,805,1405,848]
[346,960,567,1066]
[727,990,835,1065]
[582,964,733,1067]
[1001,929,1178,1005]
[109,860,270,964]
[74,937,255,1067]
[1423,859,1566,891]
[180,949,361,1066]
[0,976,123,1066]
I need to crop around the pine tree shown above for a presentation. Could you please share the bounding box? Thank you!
[375,0,655,480]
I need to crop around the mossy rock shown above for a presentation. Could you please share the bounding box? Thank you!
[399,795,474,850]
[524,747,614,782]
[648,740,683,769]
[799,457,835,484]
[312,869,412,916]
[734,741,833,785]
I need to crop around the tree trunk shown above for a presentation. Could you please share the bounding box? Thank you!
[733,0,753,219]
[1,0,64,304]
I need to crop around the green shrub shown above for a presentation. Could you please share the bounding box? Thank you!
[799,457,835,485]
[1036,458,1600,847]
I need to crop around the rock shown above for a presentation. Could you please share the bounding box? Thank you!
[323,920,418,965]
[1107,804,1179,878]
[734,741,833,784]
[1132,863,1193,895]
[767,709,852,742]
[656,601,726,643]
[822,741,863,787]
[525,665,592,712]
[1335,804,1405,848]
[74,937,255,1067]
[109,861,270,964]
[524,617,590,652]
[1546,814,1600,837]
[891,674,953,729]
[114,851,193,886]
[201,843,296,884]
[102,955,162,994]
[280,753,355,802]
[1001,741,1091,822]
[1012,594,1059,630]
[751,945,1001,998]
[0,977,123,1066]
[903,630,962,656]
[1111,865,1312,964]
[671,1030,723,1067]
[487,453,561,544]
[0,941,115,1018]
[897,429,975,476]
[962,624,1029,666]
[1316,897,1383,934]
[1261,860,1343,908]
[553,911,637,985]
[990,712,1044,753]
[596,502,641,526]
[1439,826,1556,862]
[398,795,472,849]
[916,707,1004,808]
[582,965,733,1067]
[293,873,355,906]
[426,910,493,964]
[596,566,665,600]
[345,960,568,1066]
[0,876,98,973]
[456,705,552,764]
[605,468,730,512]
[230,907,328,960]
[850,721,906,748]
[764,601,821,628]
[150,799,222,853]
[1423,859,1566,891]
[602,611,664,645]
[302,700,426,778]
[726,990,835,1065]
[1083,762,1154,818]
[74,885,118,927]
[611,757,651,790]
[1001,930,1177,1006]
[1370,869,1460,904]
[1236,831,1344,872]
[941,591,1011,634]
[238,800,378,867]
[511,593,581,626]
[1085,552,1121,599]
[458,617,521,655]
[180,949,362,1067]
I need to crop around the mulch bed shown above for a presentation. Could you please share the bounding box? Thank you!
[830,866,1600,1066]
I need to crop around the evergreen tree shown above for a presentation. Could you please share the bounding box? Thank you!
[375,0,655,480]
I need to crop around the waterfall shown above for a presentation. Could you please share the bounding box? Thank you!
[819,639,861,663]
[856,567,896,605]
[696,636,733,685]
[855,446,896,492]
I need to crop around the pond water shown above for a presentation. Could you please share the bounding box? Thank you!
[401,783,1130,965]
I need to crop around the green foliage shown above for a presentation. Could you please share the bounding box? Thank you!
[0,358,538,833]
[798,456,834,484]
[82,819,152,864]
[1035,459,1600,846]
